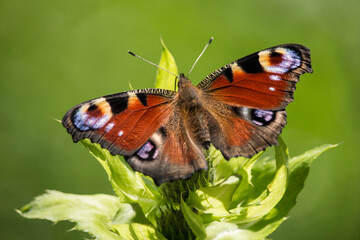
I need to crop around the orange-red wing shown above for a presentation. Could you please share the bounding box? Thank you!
[125,125,207,185]
[205,104,287,159]
[62,89,176,156]
[198,44,312,110]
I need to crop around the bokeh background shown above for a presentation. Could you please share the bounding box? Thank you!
[1,0,359,239]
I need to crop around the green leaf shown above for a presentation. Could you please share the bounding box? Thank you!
[229,152,265,208]
[205,141,336,239]
[205,219,286,240]
[289,143,337,169]
[189,176,240,221]
[111,203,166,240]
[225,136,289,224]
[155,38,178,90]
[18,190,124,240]
[207,213,287,240]
[181,196,207,240]
[209,146,245,184]
[81,139,162,219]
[242,143,337,239]
[208,145,265,209]
[270,143,337,220]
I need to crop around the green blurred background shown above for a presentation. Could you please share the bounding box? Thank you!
[1,0,359,239]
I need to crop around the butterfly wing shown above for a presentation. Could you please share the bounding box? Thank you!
[124,115,207,185]
[198,44,312,158]
[62,89,177,156]
[63,89,207,185]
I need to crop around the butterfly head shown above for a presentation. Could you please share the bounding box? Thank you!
[178,73,191,87]
[178,73,193,92]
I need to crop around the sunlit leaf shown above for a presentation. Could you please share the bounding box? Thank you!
[181,197,207,240]
[225,137,289,224]
[155,38,178,90]
[18,190,124,240]
[111,203,166,240]
[189,176,239,221]
[81,139,162,218]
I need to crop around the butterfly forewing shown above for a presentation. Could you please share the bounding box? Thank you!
[198,44,312,110]
[62,89,176,156]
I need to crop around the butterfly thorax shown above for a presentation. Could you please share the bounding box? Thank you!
[175,73,211,150]
[178,73,204,109]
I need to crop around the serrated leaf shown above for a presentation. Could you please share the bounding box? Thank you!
[112,223,166,240]
[229,152,265,208]
[267,143,337,220]
[155,38,178,90]
[241,143,337,238]
[189,176,240,221]
[210,150,244,184]
[206,221,239,240]
[18,190,124,240]
[81,139,162,218]
[181,197,207,240]
[111,203,166,240]
[205,219,286,240]
[225,137,289,224]
[289,143,337,170]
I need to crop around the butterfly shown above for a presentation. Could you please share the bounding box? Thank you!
[62,43,312,185]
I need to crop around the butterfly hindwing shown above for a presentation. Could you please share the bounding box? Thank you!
[205,102,287,158]
[125,117,208,185]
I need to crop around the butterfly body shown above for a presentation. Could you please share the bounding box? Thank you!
[63,44,312,185]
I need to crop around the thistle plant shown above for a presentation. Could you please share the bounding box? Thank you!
[18,40,335,240]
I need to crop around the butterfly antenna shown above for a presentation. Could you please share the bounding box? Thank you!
[187,37,214,77]
[128,51,180,79]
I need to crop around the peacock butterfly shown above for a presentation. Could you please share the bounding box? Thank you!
[62,43,312,185]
